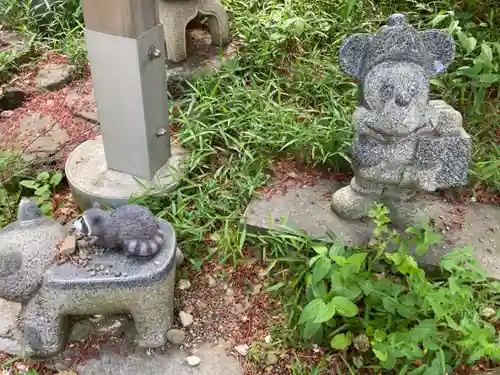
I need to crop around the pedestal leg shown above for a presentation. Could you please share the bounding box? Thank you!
[199,0,230,46]
[130,306,172,348]
[21,298,66,357]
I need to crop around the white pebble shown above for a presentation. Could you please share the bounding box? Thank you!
[177,279,191,290]
[234,344,249,356]
[179,311,194,327]
[186,356,201,367]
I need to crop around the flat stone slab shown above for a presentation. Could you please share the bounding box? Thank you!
[244,179,500,279]
[75,342,242,375]
[64,85,98,123]
[18,112,69,153]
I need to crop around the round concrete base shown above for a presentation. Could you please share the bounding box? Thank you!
[65,136,188,210]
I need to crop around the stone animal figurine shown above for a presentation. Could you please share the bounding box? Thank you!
[0,198,181,358]
[331,13,471,226]
[73,202,165,257]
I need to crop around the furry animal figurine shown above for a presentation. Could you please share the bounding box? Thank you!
[72,202,165,257]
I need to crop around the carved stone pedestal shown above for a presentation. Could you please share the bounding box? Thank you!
[159,0,230,62]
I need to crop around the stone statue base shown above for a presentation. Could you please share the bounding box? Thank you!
[243,179,500,280]
[159,0,230,63]
[331,178,432,229]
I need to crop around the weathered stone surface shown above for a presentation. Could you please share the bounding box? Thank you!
[64,86,98,123]
[36,64,75,91]
[244,179,500,279]
[332,13,470,227]
[0,299,21,338]
[18,112,69,154]
[69,320,91,342]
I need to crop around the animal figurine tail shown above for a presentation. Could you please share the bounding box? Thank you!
[123,228,165,257]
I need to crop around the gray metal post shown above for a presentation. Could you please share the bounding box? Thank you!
[81,0,170,180]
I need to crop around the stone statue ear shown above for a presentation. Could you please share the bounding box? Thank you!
[421,29,456,76]
[339,34,372,78]
[92,201,104,209]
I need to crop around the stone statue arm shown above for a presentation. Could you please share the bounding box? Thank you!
[428,100,464,135]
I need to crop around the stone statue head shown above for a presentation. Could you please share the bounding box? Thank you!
[339,13,456,137]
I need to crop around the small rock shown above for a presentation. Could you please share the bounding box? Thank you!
[175,247,184,265]
[481,307,496,319]
[89,271,96,276]
[207,275,216,286]
[69,320,91,342]
[179,311,194,327]
[226,287,235,297]
[251,283,263,295]
[266,353,279,365]
[166,329,186,345]
[234,344,249,356]
[59,235,77,257]
[177,279,191,290]
[1,110,14,118]
[145,348,153,355]
[36,63,75,91]
[186,355,201,367]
